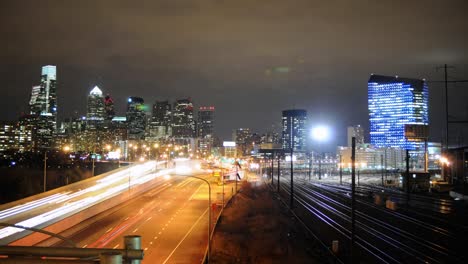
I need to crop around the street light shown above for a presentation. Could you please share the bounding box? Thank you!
[311,125,331,180]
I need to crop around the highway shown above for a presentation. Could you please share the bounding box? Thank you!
[48,174,216,263]
[0,161,163,243]
[0,159,236,263]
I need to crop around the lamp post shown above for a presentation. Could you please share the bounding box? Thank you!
[311,125,331,181]
[43,151,48,192]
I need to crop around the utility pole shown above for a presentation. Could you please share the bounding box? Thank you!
[308,151,312,181]
[277,154,280,193]
[339,154,342,185]
[271,153,274,185]
[43,151,47,192]
[350,137,356,263]
[290,116,294,209]
[406,150,410,204]
[381,154,384,187]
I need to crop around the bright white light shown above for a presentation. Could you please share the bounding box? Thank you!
[311,126,330,142]
[164,175,171,180]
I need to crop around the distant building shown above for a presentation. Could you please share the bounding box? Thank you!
[147,100,172,140]
[104,94,115,121]
[0,121,17,152]
[197,106,215,155]
[29,65,58,150]
[172,98,195,138]
[347,125,364,147]
[368,74,429,150]
[282,109,307,152]
[233,128,251,156]
[198,106,215,138]
[126,97,146,140]
[17,115,35,152]
[86,86,106,130]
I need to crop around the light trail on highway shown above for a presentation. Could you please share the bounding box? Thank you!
[0,161,169,241]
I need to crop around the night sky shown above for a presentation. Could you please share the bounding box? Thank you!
[1,0,468,151]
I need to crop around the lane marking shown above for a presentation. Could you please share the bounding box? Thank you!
[162,208,208,264]
[133,228,138,233]
[113,244,119,249]
[189,184,204,201]
[82,244,87,248]
[105,228,112,233]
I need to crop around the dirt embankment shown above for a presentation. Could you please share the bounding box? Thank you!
[211,181,333,264]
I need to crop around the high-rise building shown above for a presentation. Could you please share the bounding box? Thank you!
[104,94,115,121]
[198,106,215,138]
[17,115,35,152]
[368,75,429,150]
[29,65,57,150]
[86,86,106,130]
[233,128,251,156]
[147,100,172,140]
[0,121,17,152]
[126,97,146,140]
[172,98,195,138]
[347,125,364,147]
[28,85,41,114]
[282,109,307,152]
[197,106,215,155]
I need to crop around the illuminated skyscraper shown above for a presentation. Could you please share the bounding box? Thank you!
[197,106,215,155]
[104,94,115,121]
[172,98,195,138]
[86,86,105,129]
[147,100,172,140]
[126,97,146,140]
[368,74,429,150]
[197,106,215,138]
[29,65,57,150]
[282,109,307,152]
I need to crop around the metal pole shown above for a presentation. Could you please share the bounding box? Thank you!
[235,164,238,193]
[318,154,322,180]
[92,156,95,177]
[271,154,274,185]
[424,139,428,172]
[406,150,410,203]
[444,64,449,152]
[100,252,123,264]
[124,235,141,264]
[43,151,47,192]
[381,154,384,187]
[290,115,294,208]
[351,137,356,262]
[308,151,312,181]
[222,170,225,209]
[339,154,342,185]
[277,154,280,192]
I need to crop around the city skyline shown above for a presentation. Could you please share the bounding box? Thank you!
[1,1,468,149]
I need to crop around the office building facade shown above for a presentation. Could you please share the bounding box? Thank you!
[368,75,428,150]
[126,97,146,140]
[172,98,195,138]
[282,109,307,152]
[86,86,106,130]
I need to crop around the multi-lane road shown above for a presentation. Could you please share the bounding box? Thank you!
[50,174,215,263]
[0,160,235,263]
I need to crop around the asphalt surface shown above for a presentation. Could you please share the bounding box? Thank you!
[52,173,224,263]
